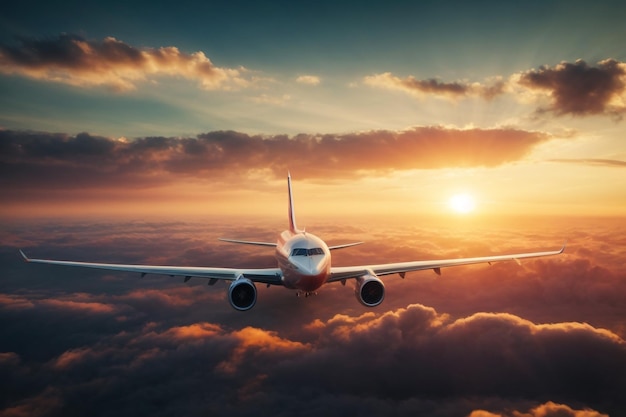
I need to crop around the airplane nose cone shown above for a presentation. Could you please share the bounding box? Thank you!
[294,256,327,276]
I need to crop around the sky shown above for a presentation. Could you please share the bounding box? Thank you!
[1,0,626,416]
[1,0,626,218]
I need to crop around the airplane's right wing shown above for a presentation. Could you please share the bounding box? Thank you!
[328,244,565,282]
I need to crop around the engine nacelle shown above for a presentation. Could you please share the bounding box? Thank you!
[228,277,257,311]
[355,274,385,307]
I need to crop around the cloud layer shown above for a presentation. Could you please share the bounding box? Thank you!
[1,218,625,416]
[0,34,251,91]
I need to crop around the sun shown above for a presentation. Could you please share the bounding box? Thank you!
[449,193,476,214]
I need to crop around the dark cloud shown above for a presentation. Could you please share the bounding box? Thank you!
[0,34,250,91]
[518,59,626,119]
[1,218,625,416]
[1,298,623,416]
[0,126,552,193]
[364,72,505,100]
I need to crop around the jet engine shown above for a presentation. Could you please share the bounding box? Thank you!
[228,277,257,311]
[355,274,385,307]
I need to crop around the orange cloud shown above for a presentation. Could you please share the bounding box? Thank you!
[0,294,35,310]
[468,411,501,417]
[52,347,92,370]
[217,326,309,374]
[161,323,223,340]
[0,126,552,196]
[0,34,251,92]
[40,299,117,314]
[469,401,609,417]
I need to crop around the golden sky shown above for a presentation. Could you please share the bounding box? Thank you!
[1,124,624,219]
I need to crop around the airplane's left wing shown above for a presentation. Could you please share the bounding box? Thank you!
[328,244,565,282]
[19,250,283,285]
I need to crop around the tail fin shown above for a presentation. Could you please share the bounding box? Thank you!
[287,172,299,233]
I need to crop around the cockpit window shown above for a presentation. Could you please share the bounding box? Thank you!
[308,247,324,256]
[291,247,324,256]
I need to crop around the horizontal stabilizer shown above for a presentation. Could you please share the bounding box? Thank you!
[328,242,364,251]
[218,238,277,247]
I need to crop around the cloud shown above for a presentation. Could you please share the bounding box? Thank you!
[0,387,63,417]
[0,34,252,92]
[364,59,626,119]
[51,347,93,370]
[39,299,117,314]
[0,293,119,314]
[0,126,552,194]
[2,218,626,416]
[159,322,222,340]
[549,158,626,168]
[469,401,608,417]
[0,352,20,366]
[1,300,623,415]
[296,74,321,85]
[516,59,626,119]
[286,305,625,414]
[248,93,291,105]
[216,326,310,374]
[364,72,505,100]
[0,294,35,310]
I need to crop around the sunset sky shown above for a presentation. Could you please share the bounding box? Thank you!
[1,0,625,218]
[1,1,626,416]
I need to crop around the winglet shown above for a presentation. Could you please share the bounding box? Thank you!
[559,241,567,254]
[19,250,30,262]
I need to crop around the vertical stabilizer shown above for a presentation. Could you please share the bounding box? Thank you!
[287,172,299,233]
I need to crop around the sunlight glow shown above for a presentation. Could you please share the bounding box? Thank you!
[449,193,476,214]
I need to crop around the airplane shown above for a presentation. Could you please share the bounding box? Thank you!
[20,174,565,311]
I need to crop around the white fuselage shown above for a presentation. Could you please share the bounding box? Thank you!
[276,230,331,291]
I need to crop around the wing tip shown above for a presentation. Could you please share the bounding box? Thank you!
[19,249,30,262]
